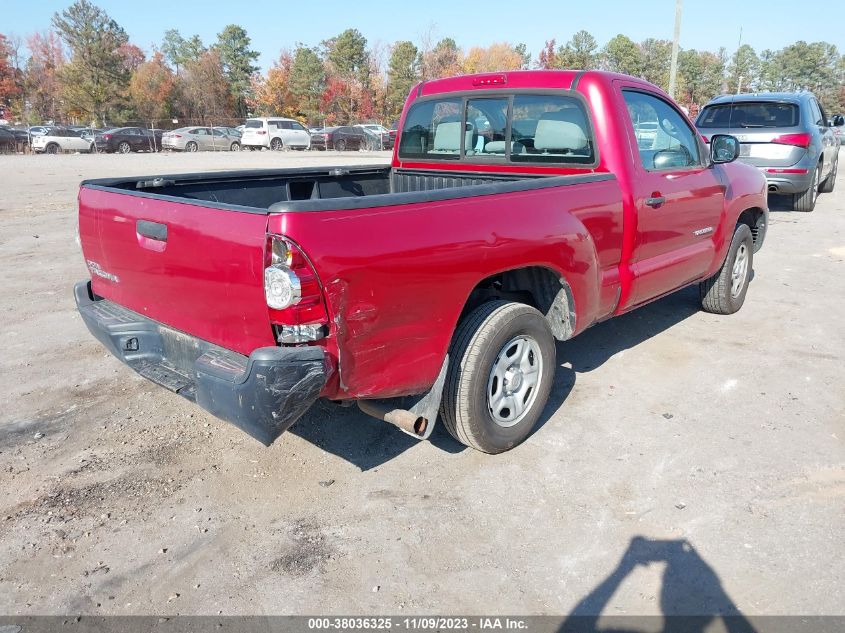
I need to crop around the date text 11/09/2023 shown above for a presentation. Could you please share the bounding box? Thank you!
[307,617,528,630]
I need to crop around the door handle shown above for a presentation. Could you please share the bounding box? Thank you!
[136,220,168,242]
[645,196,666,208]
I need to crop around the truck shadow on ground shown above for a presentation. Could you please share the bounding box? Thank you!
[290,286,701,470]
[559,536,757,633]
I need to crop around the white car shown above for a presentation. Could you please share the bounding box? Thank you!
[240,117,311,151]
[31,127,94,154]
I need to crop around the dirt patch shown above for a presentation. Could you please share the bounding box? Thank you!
[268,519,336,576]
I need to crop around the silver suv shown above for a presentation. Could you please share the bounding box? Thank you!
[696,92,838,212]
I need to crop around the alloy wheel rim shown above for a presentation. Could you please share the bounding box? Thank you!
[487,335,543,427]
[731,243,749,298]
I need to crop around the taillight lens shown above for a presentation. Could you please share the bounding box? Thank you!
[257,130,267,135]
[172,134,182,138]
[103,134,112,140]
[772,133,811,148]
[701,135,710,143]
[265,235,328,342]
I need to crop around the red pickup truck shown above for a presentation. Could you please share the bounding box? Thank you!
[76,70,768,454]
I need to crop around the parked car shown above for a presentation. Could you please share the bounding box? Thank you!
[162,126,241,152]
[31,127,94,154]
[76,69,768,455]
[0,125,30,145]
[93,127,162,153]
[359,123,394,149]
[240,117,310,151]
[310,125,380,151]
[696,92,838,211]
[0,127,15,153]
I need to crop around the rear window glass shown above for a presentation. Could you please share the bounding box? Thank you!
[398,98,463,159]
[398,93,594,164]
[245,120,263,129]
[511,95,594,164]
[697,102,799,128]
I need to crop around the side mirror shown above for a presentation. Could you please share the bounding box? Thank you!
[710,134,740,164]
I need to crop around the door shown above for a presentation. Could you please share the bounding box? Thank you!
[211,127,229,150]
[619,88,725,309]
[287,120,310,147]
[66,129,91,152]
[811,98,836,180]
[194,128,213,150]
[125,128,143,150]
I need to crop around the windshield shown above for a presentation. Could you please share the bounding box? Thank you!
[697,102,799,128]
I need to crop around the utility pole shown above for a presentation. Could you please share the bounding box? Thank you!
[668,0,682,99]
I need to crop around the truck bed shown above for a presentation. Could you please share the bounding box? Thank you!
[81,164,547,213]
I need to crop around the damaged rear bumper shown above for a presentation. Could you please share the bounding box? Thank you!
[74,281,326,445]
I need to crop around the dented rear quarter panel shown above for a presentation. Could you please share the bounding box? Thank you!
[268,178,624,400]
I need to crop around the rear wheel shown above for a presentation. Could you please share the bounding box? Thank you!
[819,158,837,193]
[230,141,240,151]
[793,166,819,212]
[441,300,556,454]
[699,224,753,315]
[335,138,347,151]
[185,141,198,152]
[117,141,131,154]
[45,143,59,154]
[270,137,284,151]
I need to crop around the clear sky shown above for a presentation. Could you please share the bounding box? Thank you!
[3,0,843,72]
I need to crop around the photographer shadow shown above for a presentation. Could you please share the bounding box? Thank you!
[559,537,757,633]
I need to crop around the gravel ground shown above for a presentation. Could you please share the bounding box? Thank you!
[0,149,842,617]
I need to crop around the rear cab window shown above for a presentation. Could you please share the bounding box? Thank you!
[697,102,800,128]
[245,120,264,129]
[398,93,595,165]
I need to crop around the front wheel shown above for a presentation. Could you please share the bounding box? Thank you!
[441,300,556,454]
[792,166,819,212]
[699,224,754,315]
[230,141,240,151]
[117,141,131,154]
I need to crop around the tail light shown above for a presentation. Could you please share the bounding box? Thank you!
[103,134,112,140]
[257,130,267,135]
[701,135,710,143]
[172,134,182,139]
[264,235,328,344]
[772,133,811,148]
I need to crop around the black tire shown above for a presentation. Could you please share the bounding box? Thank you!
[270,137,284,151]
[117,141,131,154]
[45,143,59,154]
[792,166,819,212]
[441,300,556,454]
[335,138,346,151]
[699,224,754,315]
[185,141,198,153]
[819,158,837,193]
[230,141,240,152]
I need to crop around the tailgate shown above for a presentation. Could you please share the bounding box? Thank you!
[78,186,275,355]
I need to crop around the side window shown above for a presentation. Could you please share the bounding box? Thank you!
[398,98,463,159]
[623,90,700,170]
[291,122,306,131]
[511,95,594,163]
[810,100,825,126]
[279,121,293,129]
[212,128,226,137]
[465,97,507,157]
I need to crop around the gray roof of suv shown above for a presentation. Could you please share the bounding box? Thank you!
[705,92,810,106]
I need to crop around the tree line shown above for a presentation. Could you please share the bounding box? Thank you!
[0,0,843,129]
